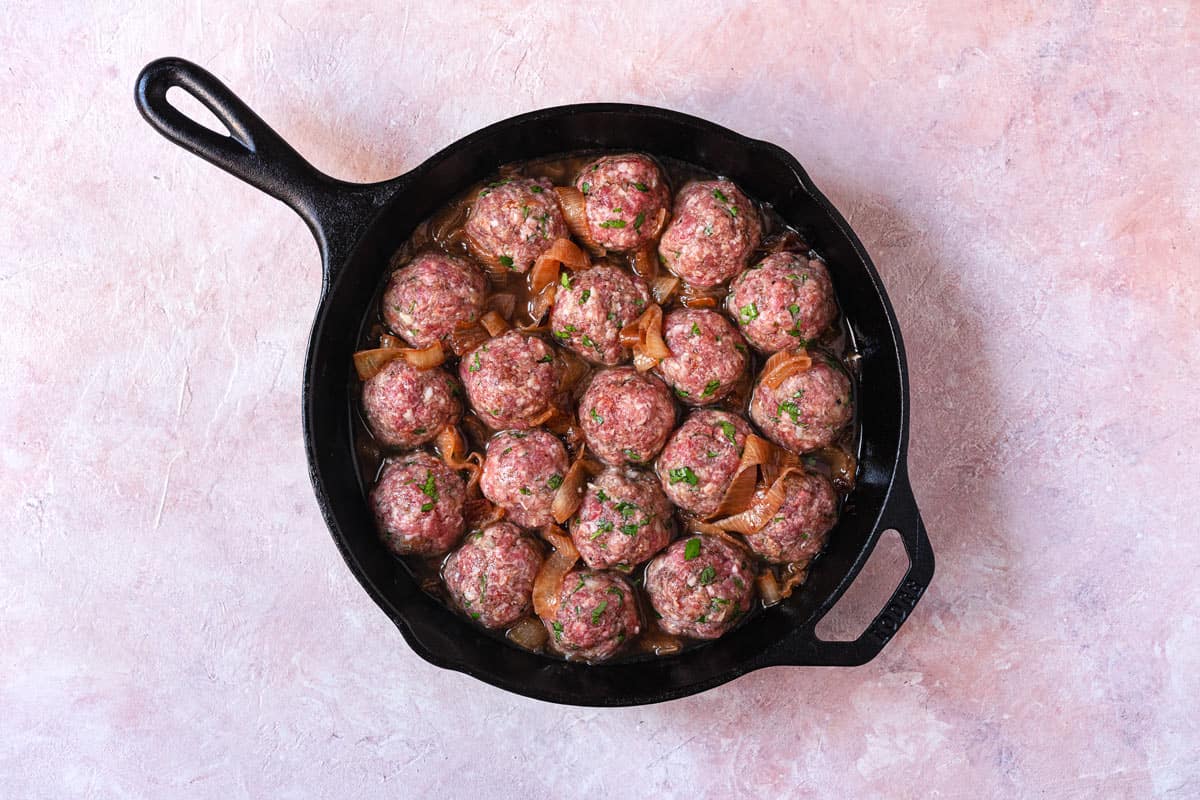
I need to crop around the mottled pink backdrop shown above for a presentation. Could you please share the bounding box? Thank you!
[2,2,1198,797]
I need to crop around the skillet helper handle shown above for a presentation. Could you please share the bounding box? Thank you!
[805,472,934,666]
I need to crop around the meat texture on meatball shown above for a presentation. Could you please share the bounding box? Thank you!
[645,533,756,640]
[570,467,673,571]
[574,153,671,252]
[460,331,564,430]
[442,522,543,628]
[550,264,650,365]
[656,308,748,405]
[361,360,462,449]
[577,367,675,466]
[741,471,839,564]
[371,452,466,556]
[465,177,568,273]
[656,411,753,517]
[727,251,838,352]
[749,358,853,453]
[544,569,641,661]
[479,429,569,529]
[658,180,761,288]
[381,252,488,348]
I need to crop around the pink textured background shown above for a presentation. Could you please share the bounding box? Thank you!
[2,2,1198,797]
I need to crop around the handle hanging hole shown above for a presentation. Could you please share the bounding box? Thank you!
[814,528,910,642]
[165,85,232,137]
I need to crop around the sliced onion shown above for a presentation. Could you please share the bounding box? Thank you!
[778,561,811,599]
[757,571,784,607]
[553,186,604,256]
[758,348,813,391]
[710,466,802,535]
[480,310,511,337]
[533,237,589,284]
[353,341,444,380]
[632,246,658,282]
[379,334,402,349]
[532,524,579,619]
[447,321,491,357]
[649,206,669,238]
[619,303,671,372]
[435,425,483,492]
[638,627,683,656]
[681,296,717,309]
[678,282,724,310]
[650,274,680,305]
[556,348,590,393]
[810,446,858,492]
[551,448,598,524]
[708,434,774,520]
[464,496,504,530]
[526,282,557,327]
[487,293,516,320]
[506,616,548,651]
[529,254,560,295]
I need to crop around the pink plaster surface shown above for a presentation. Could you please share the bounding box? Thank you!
[2,2,1198,797]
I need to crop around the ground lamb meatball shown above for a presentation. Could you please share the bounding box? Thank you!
[727,251,838,352]
[361,360,462,449]
[578,367,675,466]
[381,252,488,348]
[370,452,466,556]
[570,467,673,571]
[656,308,748,404]
[741,472,839,564]
[479,430,569,529]
[544,569,641,661]
[550,264,650,365]
[465,177,568,273]
[645,534,756,640]
[658,180,761,288]
[442,522,543,628]
[574,154,671,252]
[460,331,564,430]
[749,358,853,452]
[656,411,753,517]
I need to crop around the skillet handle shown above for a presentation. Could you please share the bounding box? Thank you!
[134,57,398,286]
[760,469,934,667]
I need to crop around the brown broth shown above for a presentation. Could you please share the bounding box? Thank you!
[352,151,862,663]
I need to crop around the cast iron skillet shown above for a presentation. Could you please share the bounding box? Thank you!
[135,57,934,706]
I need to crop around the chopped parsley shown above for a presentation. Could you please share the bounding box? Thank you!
[581,181,591,194]
[622,448,641,461]
[788,303,801,317]
[633,212,645,230]
[619,522,640,536]
[615,501,638,519]
[560,271,572,290]
[479,573,488,599]
[701,379,721,398]
[717,420,738,444]
[418,469,438,513]
[633,181,649,192]
[778,401,801,424]
[518,486,531,495]
[599,219,627,229]
[733,343,748,354]
[698,566,716,585]
[521,204,531,219]
[498,255,514,269]
[580,288,591,303]
[596,520,614,533]
[551,621,563,641]
[590,408,603,424]
[738,303,759,324]
[590,601,608,624]
[684,538,702,560]
[668,466,699,486]
[553,330,571,341]
[706,450,719,459]
[607,585,624,599]
[675,387,691,399]
[581,334,598,349]
[529,185,544,193]
[712,188,730,204]
[469,351,482,372]
[537,353,555,363]
[595,488,609,503]
[547,474,563,490]
[703,223,714,237]
[691,322,701,336]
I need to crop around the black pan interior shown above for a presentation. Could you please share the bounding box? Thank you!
[302,107,905,705]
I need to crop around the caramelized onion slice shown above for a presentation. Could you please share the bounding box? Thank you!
[679,282,724,310]
[619,303,672,371]
[447,322,491,357]
[708,434,774,520]
[531,238,590,292]
[650,274,680,305]
[710,466,802,535]
[379,334,402,349]
[632,246,658,282]
[638,627,683,656]
[757,571,784,607]
[525,283,557,328]
[532,524,580,619]
[681,296,717,309]
[506,616,549,651]
[553,186,604,256]
[353,341,445,380]
[778,561,811,599]
[435,425,483,492]
[480,310,511,337]
[487,293,516,320]
[464,497,504,531]
[556,348,590,393]
[757,348,813,391]
[551,447,601,524]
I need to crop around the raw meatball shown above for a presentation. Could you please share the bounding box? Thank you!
[644,534,756,640]
[578,367,675,466]
[749,358,853,452]
[727,251,838,351]
[658,180,761,288]
[460,331,564,430]
[742,472,839,564]
[361,360,462,449]
[656,308,748,404]
[544,569,641,661]
[479,429,569,529]
[370,452,466,556]
[465,177,568,273]
[381,252,488,348]
[574,153,671,252]
[442,522,543,628]
[550,264,650,365]
[570,467,673,571]
[656,411,753,517]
